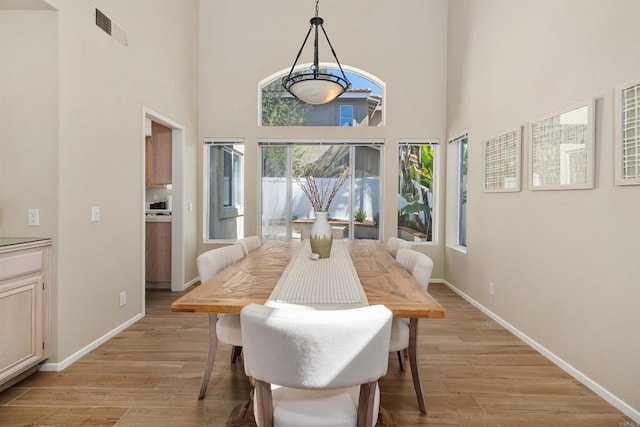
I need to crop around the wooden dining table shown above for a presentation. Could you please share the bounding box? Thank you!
[172,239,445,413]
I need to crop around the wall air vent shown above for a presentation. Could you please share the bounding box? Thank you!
[95,8,111,35]
[94,8,128,48]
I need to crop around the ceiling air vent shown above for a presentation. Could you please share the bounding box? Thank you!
[94,8,128,48]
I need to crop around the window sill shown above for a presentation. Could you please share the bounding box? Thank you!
[447,244,467,255]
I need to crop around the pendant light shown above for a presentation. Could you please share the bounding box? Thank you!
[283,0,351,105]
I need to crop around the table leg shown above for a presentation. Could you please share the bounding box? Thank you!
[198,313,219,400]
[408,318,427,413]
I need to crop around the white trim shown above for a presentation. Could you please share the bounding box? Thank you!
[258,138,385,145]
[441,280,640,424]
[180,276,199,291]
[203,137,245,145]
[39,314,143,372]
[447,129,470,146]
[398,137,440,148]
[448,245,467,255]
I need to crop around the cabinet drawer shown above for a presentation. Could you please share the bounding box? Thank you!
[0,251,43,280]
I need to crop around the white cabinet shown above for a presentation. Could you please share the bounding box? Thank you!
[0,238,51,391]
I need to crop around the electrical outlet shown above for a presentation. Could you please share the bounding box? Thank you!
[119,291,127,307]
[91,206,100,222]
[28,208,40,226]
[489,282,495,296]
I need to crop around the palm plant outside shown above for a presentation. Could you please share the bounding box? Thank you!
[399,145,434,241]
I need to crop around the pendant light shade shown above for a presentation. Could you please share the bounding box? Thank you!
[283,2,351,105]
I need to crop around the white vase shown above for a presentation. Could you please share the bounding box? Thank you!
[310,211,332,258]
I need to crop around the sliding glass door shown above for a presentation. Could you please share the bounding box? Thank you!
[260,142,381,240]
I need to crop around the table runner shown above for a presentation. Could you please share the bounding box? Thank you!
[267,239,368,308]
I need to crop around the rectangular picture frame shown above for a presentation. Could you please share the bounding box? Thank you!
[615,79,640,186]
[483,128,521,193]
[528,98,595,191]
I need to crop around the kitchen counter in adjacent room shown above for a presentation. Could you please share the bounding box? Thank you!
[145,215,172,223]
[0,237,51,248]
[145,211,172,223]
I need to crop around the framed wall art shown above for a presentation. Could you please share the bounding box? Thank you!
[483,128,521,192]
[615,79,640,185]
[528,99,595,190]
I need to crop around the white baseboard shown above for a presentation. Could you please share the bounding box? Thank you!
[181,277,199,291]
[39,313,143,372]
[441,280,640,424]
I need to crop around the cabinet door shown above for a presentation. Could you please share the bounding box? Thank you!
[0,275,45,384]
[146,122,172,186]
[145,222,172,282]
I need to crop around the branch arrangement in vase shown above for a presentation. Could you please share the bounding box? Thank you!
[293,164,350,212]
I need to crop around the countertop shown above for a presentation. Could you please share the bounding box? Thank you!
[0,237,51,248]
[145,215,172,223]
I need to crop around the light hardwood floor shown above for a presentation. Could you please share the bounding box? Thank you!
[0,283,635,426]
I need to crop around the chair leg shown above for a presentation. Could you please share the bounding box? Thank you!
[357,381,377,427]
[397,350,405,372]
[254,379,274,427]
[231,345,242,363]
[198,313,219,400]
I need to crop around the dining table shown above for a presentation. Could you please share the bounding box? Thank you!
[171,239,445,413]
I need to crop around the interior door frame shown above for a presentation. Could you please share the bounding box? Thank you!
[141,107,186,313]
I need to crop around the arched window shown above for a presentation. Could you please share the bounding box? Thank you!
[259,65,385,127]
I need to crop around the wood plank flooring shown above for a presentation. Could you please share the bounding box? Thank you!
[0,283,635,426]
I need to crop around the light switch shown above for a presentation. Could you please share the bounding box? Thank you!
[91,206,100,222]
[28,208,40,226]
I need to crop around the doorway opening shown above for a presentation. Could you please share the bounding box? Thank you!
[142,107,185,314]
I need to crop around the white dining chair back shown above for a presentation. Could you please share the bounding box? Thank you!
[395,248,434,292]
[385,236,411,258]
[197,244,245,283]
[241,303,393,427]
[238,235,261,256]
[195,243,245,399]
[389,248,434,372]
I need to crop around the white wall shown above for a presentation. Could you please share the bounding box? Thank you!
[0,0,200,364]
[0,6,60,358]
[446,0,640,416]
[198,0,449,276]
[0,9,58,241]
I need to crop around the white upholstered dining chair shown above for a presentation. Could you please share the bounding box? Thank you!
[241,303,393,427]
[196,243,245,399]
[389,248,434,371]
[238,235,261,256]
[384,236,411,258]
